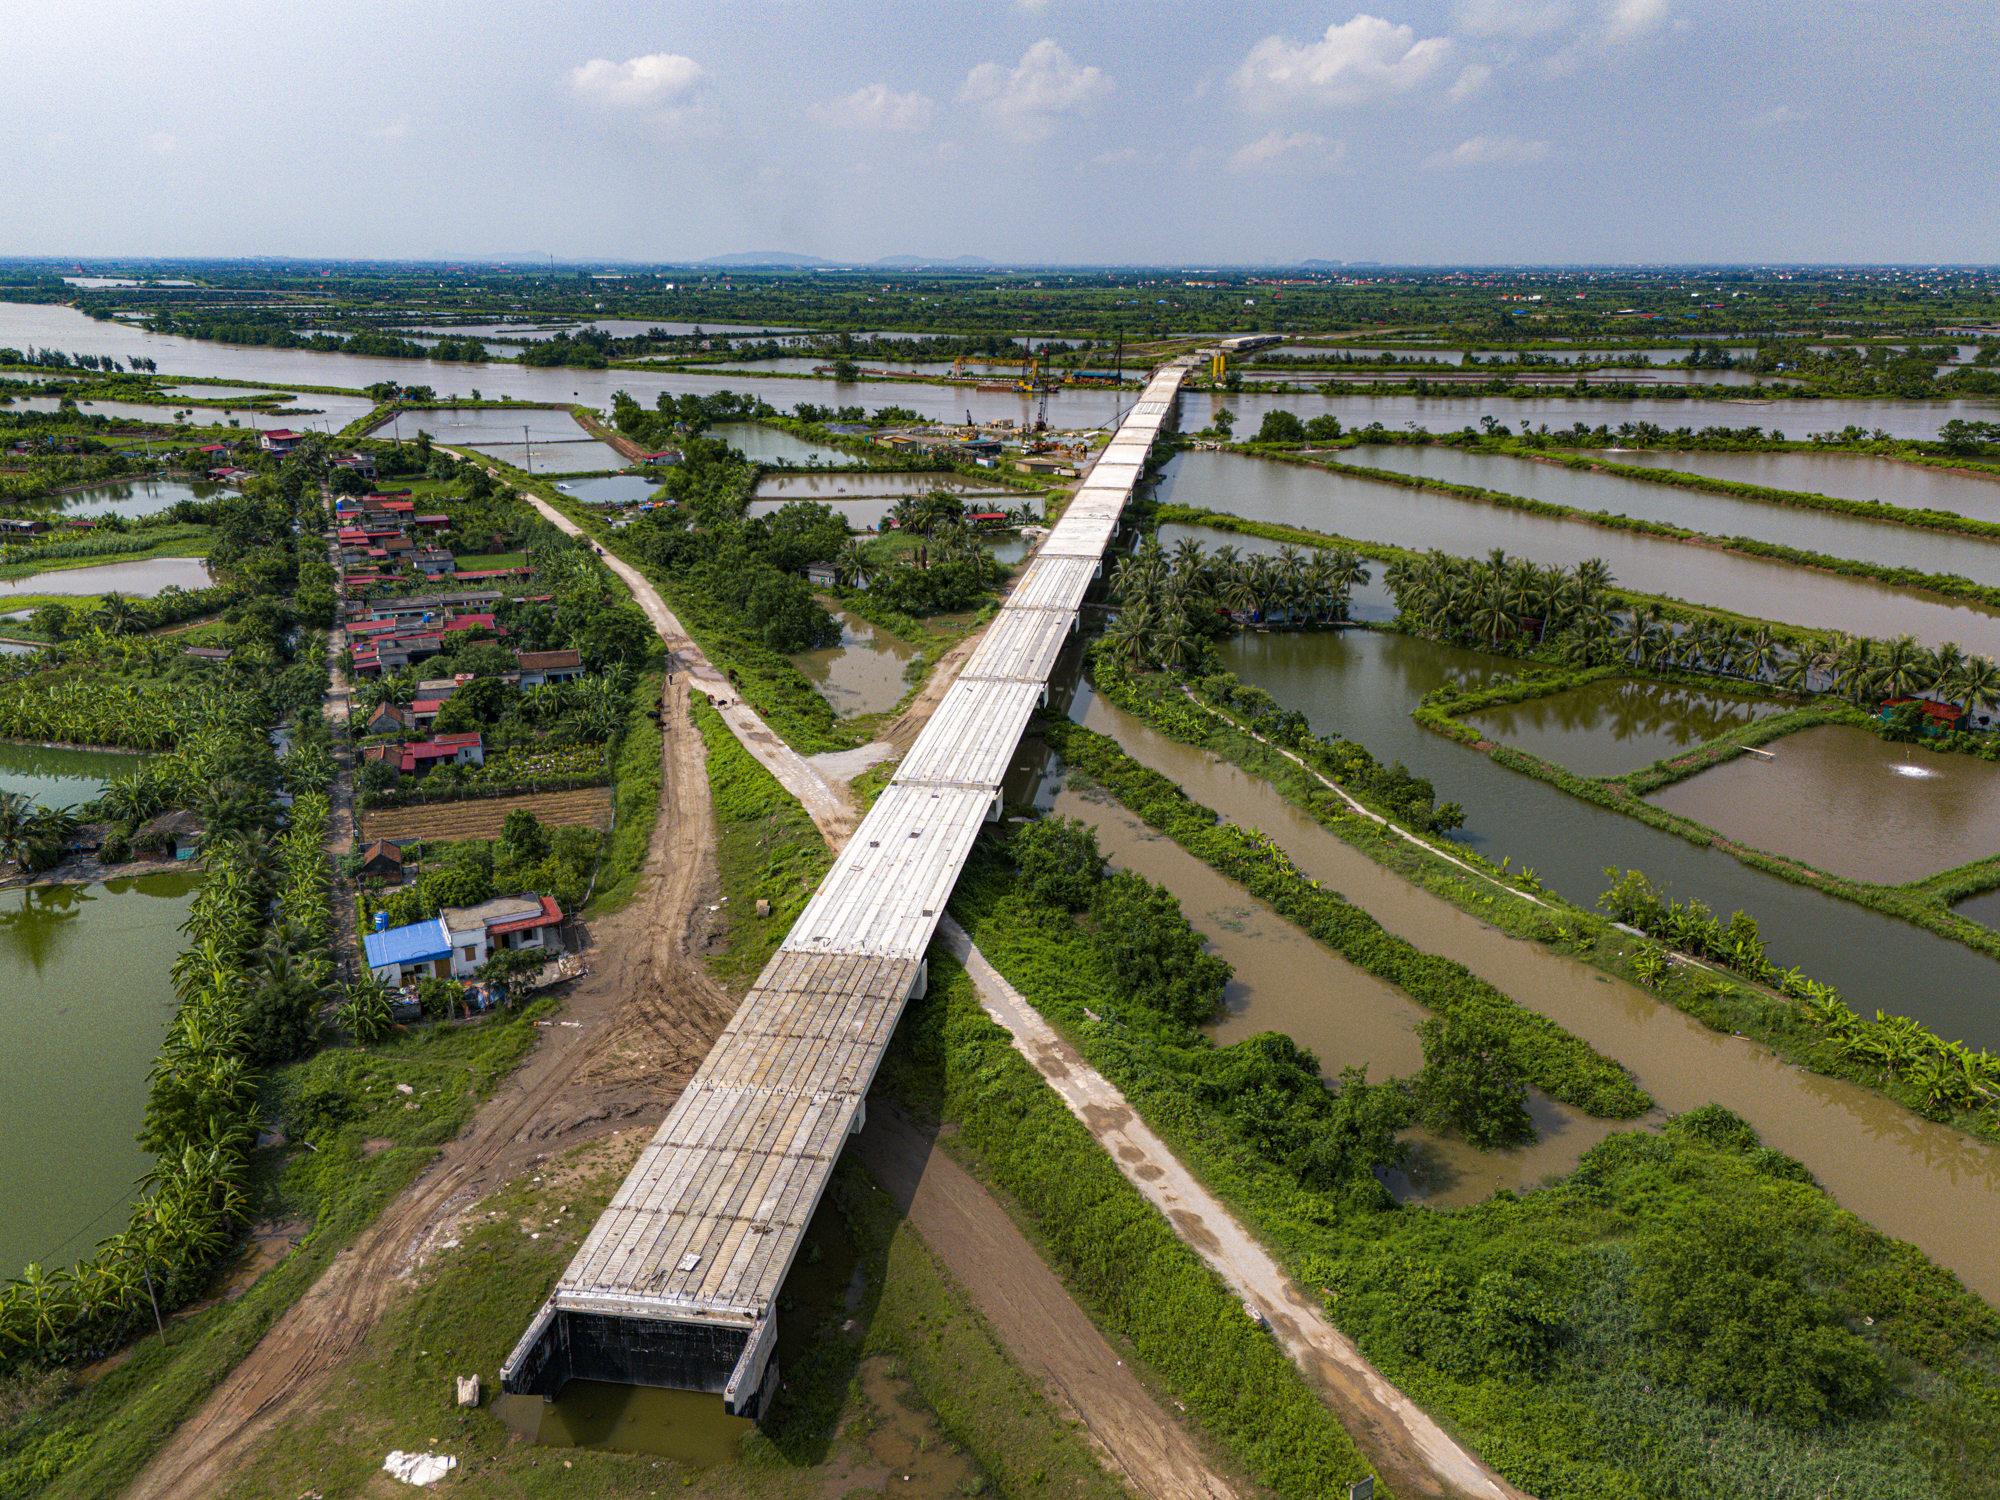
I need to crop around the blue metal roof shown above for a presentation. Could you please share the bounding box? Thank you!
[364,917,452,969]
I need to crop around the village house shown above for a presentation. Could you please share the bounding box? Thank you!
[259,429,305,455]
[440,894,564,975]
[356,839,405,882]
[362,915,453,984]
[515,648,584,687]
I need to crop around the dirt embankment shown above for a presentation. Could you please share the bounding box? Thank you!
[124,676,733,1500]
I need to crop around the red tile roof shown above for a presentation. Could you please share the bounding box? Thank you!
[488,895,563,936]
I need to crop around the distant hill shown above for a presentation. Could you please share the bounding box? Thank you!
[701,251,836,267]
[1299,259,1345,268]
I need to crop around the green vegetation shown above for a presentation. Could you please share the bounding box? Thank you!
[1044,711,1646,1118]
[883,953,1382,1500]
[693,693,832,989]
[948,820,2000,1500]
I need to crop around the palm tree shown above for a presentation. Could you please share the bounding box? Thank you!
[834,539,876,588]
[1941,654,2000,728]
[1831,635,1880,705]
[1871,634,1934,703]
[1098,615,1152,667]
[95,593,143,637]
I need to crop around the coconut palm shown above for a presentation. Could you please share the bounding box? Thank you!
[1943,654,2000,727]
[1872,634,1934,702]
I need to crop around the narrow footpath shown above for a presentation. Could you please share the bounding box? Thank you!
[936,919,1526,1500]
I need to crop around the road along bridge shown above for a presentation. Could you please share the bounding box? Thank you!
[500,359,1197,1417]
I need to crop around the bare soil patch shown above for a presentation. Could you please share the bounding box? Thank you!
[360,786,612,843]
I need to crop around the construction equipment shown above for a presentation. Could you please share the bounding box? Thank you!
[1210,352,1227,384]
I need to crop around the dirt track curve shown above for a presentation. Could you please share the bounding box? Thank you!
[124,678,731,1500]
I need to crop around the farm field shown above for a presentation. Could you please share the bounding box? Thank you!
[360,786,611,843]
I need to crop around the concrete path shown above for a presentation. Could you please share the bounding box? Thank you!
[936,916,1529,1500]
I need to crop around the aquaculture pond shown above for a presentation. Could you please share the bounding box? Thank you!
[16,476,221,522]
[1209,623,2000,1051]
[1060,678,2000,1302]
[0,875,197,1277]
[750,471,1016,500]
[0,741,147,808]
[1603,448,2000,523]
[465,440,626,474]
[1340,443,2000,585]
[377,406,590,443]
[1647,724,2000,885]
[1153,450,2000,655]
[0,556,214,596]
[1463,678,1787,778]
[554,475,659,506]
[748,495,895,531]
[790,612,919,716]
[712,422,862,467]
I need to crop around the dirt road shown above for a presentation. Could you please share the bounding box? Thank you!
[936,919,1530,1500]
[855,1104,1240,1500]
[125,678,732,1500]
[499,476,857,844]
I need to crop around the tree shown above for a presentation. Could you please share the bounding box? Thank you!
[1212,408,1236,439]
[499,807,550,866]
[1014,816,1103,911]
[1255,409,1306,444]
[1410,1014,1533,1148]
[1091,870,1230,1027]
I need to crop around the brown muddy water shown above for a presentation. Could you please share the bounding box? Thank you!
[1465,677,1786,778]
[1065,684,2000,1301]
[1647,723,2000,885]
[1046,775,1638,1207]
[0,556,214,597]
[793,612,921,717]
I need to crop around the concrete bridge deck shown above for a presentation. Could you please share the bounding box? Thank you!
[501,359,1195,1416]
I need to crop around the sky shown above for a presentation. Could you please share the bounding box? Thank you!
[4,0,1996,266]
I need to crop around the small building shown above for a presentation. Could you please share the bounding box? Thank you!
[399,732,485,775]
[413,548,457,578]
[440,894,565,977]
[260,429,305,455]
[365,702,416,736]
[183,646,233,664]
[0,517,48,537]
[357,840,405,881]
[1880,697,1968,734]
[363,916,453,984]
[515,648,584,687]
[138,809,205,860]
[413,513,451,533]
[804,561,839,588]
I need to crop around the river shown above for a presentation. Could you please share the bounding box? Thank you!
[14,301,1994,441]
[0,875,196,1276]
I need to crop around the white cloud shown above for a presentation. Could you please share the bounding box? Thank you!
[961,39,1113,142]
[1228,130,1346,172]
[1425,134,1550,168]
[367,114,414,141]
[816,83,935,132]
[1603,0,1671,41]
[1448,63,1493,101]
[567,53,716,137]
[144,132,176,155]
[1452,0,1573,37]
[1748,104,1806,126]
[1233,14,1453,108]
[1015,0,1054,11]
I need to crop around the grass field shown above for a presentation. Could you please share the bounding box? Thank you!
[361,787,612,843]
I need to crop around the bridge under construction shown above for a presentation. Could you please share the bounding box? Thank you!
[500,358,1196,1416]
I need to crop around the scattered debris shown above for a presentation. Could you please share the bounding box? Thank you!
[383,1451,457,1486]
[456,1374,481,1408]
[395,1083,415,1096]
[1243,1302,1267,1328]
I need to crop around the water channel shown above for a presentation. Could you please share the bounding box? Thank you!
[13,477,220,521]
[1152,450,2000,654]
[1171,611,2000,1050]
[1049,678,2000,1302]
[0,875,196,1277]
[1340,443,2000,585]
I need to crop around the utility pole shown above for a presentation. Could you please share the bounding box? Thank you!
[523,425,533,475]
